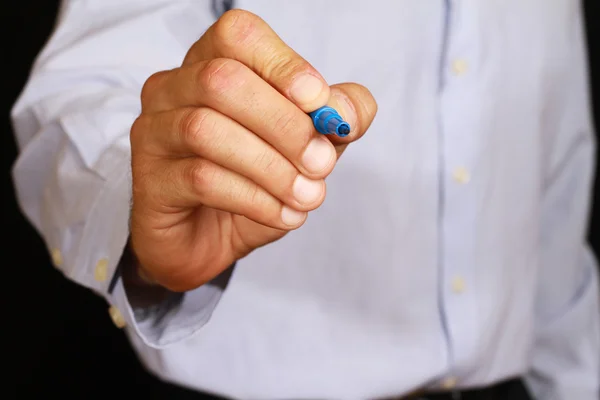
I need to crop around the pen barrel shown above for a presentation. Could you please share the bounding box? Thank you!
[309,106,351,137]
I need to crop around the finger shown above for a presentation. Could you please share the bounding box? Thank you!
[152,157,309,230]
[139,59,338,178]
[324,83,378,158]
[183,9,330,112]
[132,107,326,211]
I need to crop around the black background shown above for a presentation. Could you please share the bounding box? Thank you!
[4,1,599,398]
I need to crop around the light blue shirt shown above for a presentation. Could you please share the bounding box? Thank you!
[11,1,599,399]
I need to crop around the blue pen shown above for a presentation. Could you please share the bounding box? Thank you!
[308,106,351,138]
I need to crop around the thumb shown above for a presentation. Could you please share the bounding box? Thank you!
[324,83,378,158]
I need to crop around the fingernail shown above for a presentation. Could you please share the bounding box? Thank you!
[281,206,306,226]
[331,90,357,130]
[292,175,324,205]
[301,136,335,174]
[290,74,325,105]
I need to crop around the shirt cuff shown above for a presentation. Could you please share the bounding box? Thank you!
[111,266,234,348]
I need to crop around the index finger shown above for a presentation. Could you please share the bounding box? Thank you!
[183,9,330,112]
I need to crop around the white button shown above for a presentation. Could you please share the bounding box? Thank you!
[452,167,471,184]
[451,59,468,75]
[441,377,458,389]
[50,248,63,268]
[451,277,466,293]
[94,258,109,282]
[108,306,126,328]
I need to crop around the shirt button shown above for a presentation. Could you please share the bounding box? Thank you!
[441,377,458,390]
[108,306,126,328]
[451,59,468,75]
[451,277,466,293]
[452,167,471,184]
[50,248,63,268]
[94,258,109,282]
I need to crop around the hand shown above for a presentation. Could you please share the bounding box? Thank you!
[129,10,377,291]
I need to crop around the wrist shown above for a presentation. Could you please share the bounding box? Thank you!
[121,239,171,307]
[122,239,154,285]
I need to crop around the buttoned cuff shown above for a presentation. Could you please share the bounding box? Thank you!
[110,266,233,348]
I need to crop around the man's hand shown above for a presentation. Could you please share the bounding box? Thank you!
[129,10,377,292]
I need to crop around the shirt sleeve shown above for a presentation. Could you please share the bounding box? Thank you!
[11,0,232,348]
[524,10,600,400]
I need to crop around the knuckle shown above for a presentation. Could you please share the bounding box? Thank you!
[272,112,297,135]
[131,161,156,204]
[272,112,314,143]
[242,183,267,211]
[255,149,286,178]
[129,114,154,154]
[179,108,219,149]
[141,70,169,104]
[244,183,260,205]
[266,56,312,82]
[129,115,147,146]
[185,160,217,195]
[197,58,244,97]
[214,9,259,49]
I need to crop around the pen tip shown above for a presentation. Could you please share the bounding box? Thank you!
[337,123,350,137]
